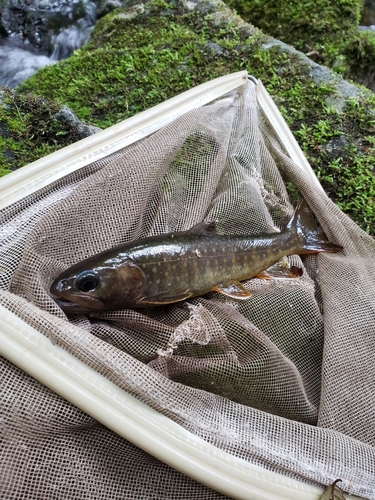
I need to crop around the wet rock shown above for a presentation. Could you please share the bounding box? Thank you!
[361,0,375,26]
[0,122,10,138]
[0,0,99,87]
[204,42,224,56]
[325,135,348,155]
[96,0,123,17]
[54,105,102,138]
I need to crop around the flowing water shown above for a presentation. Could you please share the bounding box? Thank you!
[1,0,375,89]
[0,0,97,88]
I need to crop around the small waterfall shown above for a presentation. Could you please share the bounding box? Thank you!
[50,1,97,60]
[0,38,53,88]
[0,0,97,88]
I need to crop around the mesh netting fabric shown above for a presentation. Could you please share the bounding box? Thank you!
[1,81,375,499]
[0,357,228,500]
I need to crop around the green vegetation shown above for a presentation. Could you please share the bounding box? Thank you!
[257,51,375,234]
[295,93,375,234]
[0,89,83,174]
[0,0,374,234]
[19,3,261,128]
[225,0,375,85]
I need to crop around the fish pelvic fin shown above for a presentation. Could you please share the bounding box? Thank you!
[288,199,343,254]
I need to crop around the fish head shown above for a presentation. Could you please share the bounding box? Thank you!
[50,258,146,313]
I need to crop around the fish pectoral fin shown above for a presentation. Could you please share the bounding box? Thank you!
[213,282,252,299]
[257,259,303,279]
[188,221,217,234]
[139,291,193,306]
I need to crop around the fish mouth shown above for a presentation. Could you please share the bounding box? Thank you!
[54,297,86,312]
[52,292,105,313]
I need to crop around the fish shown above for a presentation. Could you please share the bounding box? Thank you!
[50,200,343,313]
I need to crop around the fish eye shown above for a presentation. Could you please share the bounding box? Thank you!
[75,271,100,292]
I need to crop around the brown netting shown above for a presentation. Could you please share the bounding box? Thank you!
[1,80,375,499]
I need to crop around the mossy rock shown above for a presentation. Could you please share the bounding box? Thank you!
[1,0,375,235]
[0,89,100,176]
[225,0,375,90]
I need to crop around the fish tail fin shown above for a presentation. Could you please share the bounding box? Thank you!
[287,200,343,254]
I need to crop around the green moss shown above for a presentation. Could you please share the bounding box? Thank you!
[249,47,375,234]
[2,0,374,234]
[225,0,375,85]
[19,6,262,128]
[225,0,361,52]
[0,89,83,173]
[343,29,375,82]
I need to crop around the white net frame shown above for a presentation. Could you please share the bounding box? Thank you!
[1,74,374,500]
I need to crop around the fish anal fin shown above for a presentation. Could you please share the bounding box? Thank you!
[189,221,217,234]
[257,259,303,279]
[213,282,252,300]
[139,292,193,306]
[256,271,274,280]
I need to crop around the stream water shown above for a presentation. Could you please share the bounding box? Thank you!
[1,1,375,89]
[0,0,97,88]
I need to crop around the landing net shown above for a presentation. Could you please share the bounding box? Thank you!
[1,80,375,499]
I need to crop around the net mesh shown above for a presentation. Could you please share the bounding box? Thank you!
[1,80,375,499]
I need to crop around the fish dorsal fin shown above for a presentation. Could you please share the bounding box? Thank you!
[189,221,217,234]
[213,281,252,300]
